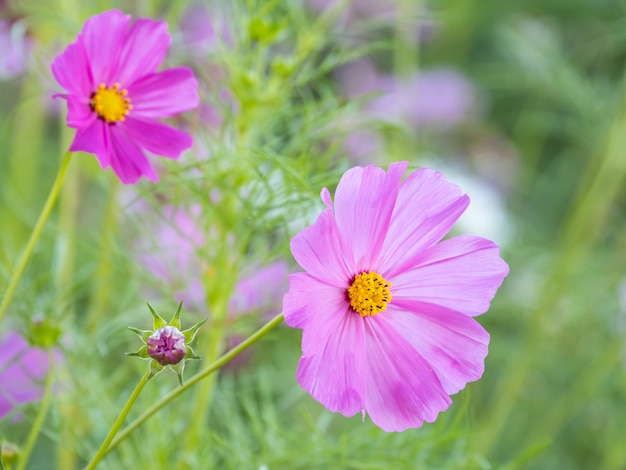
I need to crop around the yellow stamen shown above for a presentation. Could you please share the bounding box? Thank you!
[347,271,392,317]
[90,83,132,123]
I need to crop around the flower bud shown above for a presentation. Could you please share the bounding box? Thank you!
[147,325,187,366]
[128,302,206,384]
[1,442,19,467]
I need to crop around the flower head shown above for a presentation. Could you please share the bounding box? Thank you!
[128,302,206,384]
[283,162,509,431]
[0,332,62,421]
[147,325,187,365]
[51,9,199,184]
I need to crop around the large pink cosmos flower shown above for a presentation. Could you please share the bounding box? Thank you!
[283,162,509,432]
[52,10,199,184]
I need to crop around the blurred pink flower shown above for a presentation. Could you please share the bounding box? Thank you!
[137,204,288,317]
[180,3,217,49]
[228,262,290,317]
[51,9,199,184]
[342,129,384,163]
[138,204,206,308]
[283,162,508,431]
[0,19,30,79]
[306,0,436,42]
[177,4,235,131]
[179,3,232,52]
[337,58,478,131]
[308,0,397,22]
[0,332,62,420]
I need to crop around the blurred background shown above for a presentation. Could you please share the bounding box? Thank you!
[0,0,625,468]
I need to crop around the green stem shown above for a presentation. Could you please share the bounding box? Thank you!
[15,350,55,470]
[180,314,225,468]
[393,0,419,79]
[104,312,284,456]
[84,370,151,470]
[181,224,240,467]
[87,177,119,335]
[0,150,72,325]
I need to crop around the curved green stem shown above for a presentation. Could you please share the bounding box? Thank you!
[0,150,72,325]
[84,370,151,470]
[15,350,55,470]
[104,312,285,456]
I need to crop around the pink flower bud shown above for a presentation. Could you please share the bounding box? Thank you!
[146,326,187,366]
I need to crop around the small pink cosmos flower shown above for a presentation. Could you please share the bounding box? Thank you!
[283,162,509,432]
[51,9,199,184]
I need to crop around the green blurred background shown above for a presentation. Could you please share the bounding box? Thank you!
[1,0,625,469]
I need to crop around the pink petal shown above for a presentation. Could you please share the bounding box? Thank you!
[117,18,170,86]
[283,272,349,356]
[320,187,332,209]
[296,311,367,417]
[380,168,469,278]
[333,162,408,272]
[108,125,158,184]
[290,209,352,287]
[80,10,131,85]
[64,94,95,128]
[391,235,509,317]
[127,67,199,118]
[69,119,110,169]
[384,303,489,395]
[363,316,451,431]
[123,116,192,159]
[51,40,92,96]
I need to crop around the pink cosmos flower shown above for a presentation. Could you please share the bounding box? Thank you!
[0,332,62,420]
[51,9,199,184]
[283,162,509,432]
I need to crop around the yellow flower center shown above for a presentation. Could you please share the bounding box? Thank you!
[90,83,132,123]
[347,271,392,317]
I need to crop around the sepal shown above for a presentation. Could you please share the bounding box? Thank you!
[125,345,150,359]
[149,359,164,379]
[147,303,167,330]
[182,318,207,344]
[184,345,202,361]
[168,301,183,330]
[170,361,186,386]
[127,326,153,342]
